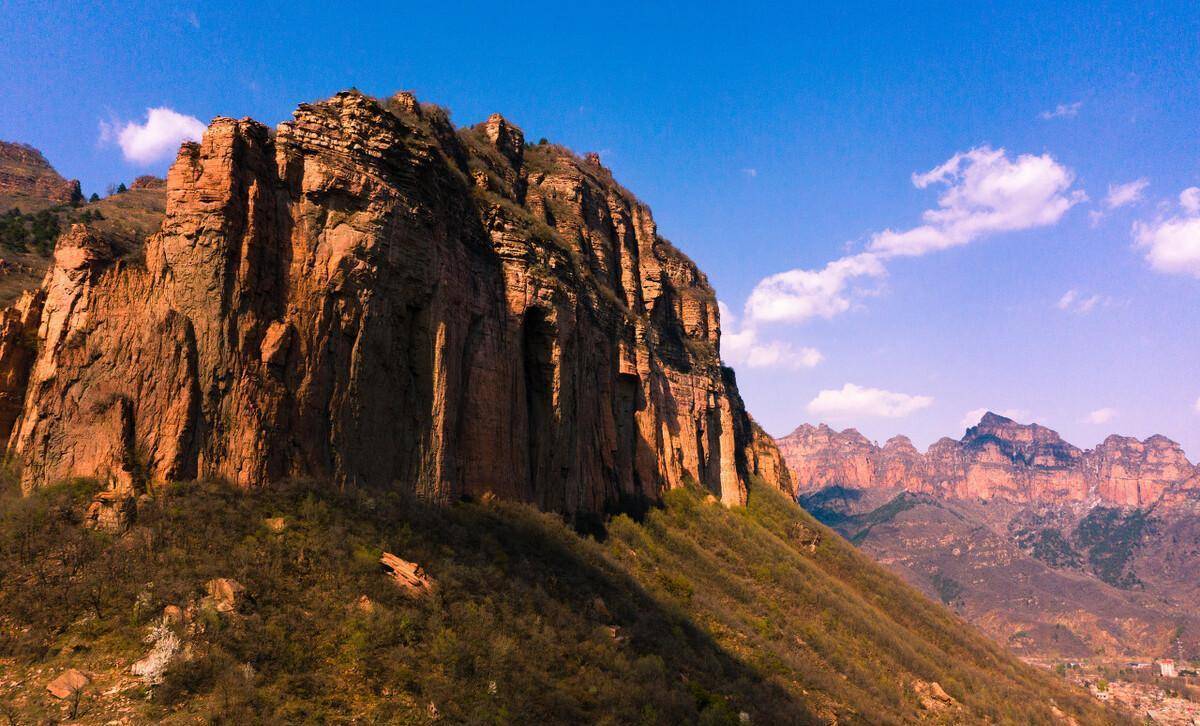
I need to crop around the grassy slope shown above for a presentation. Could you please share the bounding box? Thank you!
[0,477,1118,724]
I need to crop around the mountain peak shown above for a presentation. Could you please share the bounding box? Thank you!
[977,411,1016,426]
[0,140,82,206]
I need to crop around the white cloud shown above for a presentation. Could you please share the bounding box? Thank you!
[1039,101,1082,120]
[735,146,1082,335]
[868,146,1085,258]
[719,301,823,370]
[741,168,758,178]
[743,253,885,325]
[1104,178,1149,209]
[742,339,823,369]
[100,107,206,165]
[960,407,1028,428]
[1180,187,1200,214]
[808,383,933,419]
[1056,288,1104,314]
[1132,188,1200,278]
[1083,407,1117,424]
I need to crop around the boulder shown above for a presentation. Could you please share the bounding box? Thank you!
[203,578,247,613]
[380,552,433,595]
[46,668,89,699]
[912,680,960,713]
[84,489,136,532]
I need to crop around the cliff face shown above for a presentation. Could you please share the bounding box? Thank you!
[0,141,82,205]
[0,91,790,517]
[774,423,876,492]
[779,412,1198,507]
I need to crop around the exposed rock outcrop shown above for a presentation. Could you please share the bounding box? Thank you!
[0,141,82,205]
[380,552,434,595]
[0,288,44,436]
[779,412,1198,507]
[202,578,247,613]
[129,175,167,190]
[45,668,89,699]
[1086,434,1197,506]
[0,91,790,518]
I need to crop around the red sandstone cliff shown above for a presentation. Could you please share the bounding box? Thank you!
[0,91,791,518]
[779,412,1198,507]
[0,141,82,205]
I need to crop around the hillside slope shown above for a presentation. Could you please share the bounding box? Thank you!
[0,476,1117,724]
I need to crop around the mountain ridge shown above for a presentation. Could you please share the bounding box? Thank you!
[778,411,1199,508]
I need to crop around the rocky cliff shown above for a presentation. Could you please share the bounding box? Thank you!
[0,141,82,206]
[0,91,790,519]
[779,412,1198,507]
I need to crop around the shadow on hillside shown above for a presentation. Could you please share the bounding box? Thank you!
[367,484,823,724]
[0,476,822,723]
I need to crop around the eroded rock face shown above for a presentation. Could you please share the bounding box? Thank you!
[1086,434,1198,506]
[0,91,790,517]
[0,141,82,205]
[775,424,877,491]
[0,288,44,437]
[778,412,1198,507]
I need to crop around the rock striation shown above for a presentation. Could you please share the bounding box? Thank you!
[0,141,82,205]
[0,91,791,518]
[779,412,1198,507]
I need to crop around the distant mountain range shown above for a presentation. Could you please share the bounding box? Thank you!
[780,413,1200,660]
[780,412,1199,507]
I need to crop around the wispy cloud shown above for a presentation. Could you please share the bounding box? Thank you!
[1104,178,1149,209]
[1039,101,1082,120]
[720,145,1084,383]
[868,146,1085,258]
[736,145,1082,334]
[719,302,822,370]
[100,107,206,165]
[808,383,933,419]
[1082,407,1117,424]
[743,253,885,325]
[741,168,757,178]
[1132,186,1200,278]
[1056,288,1106,314]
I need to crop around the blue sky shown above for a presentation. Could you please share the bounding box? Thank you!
[2,1,1198,455]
